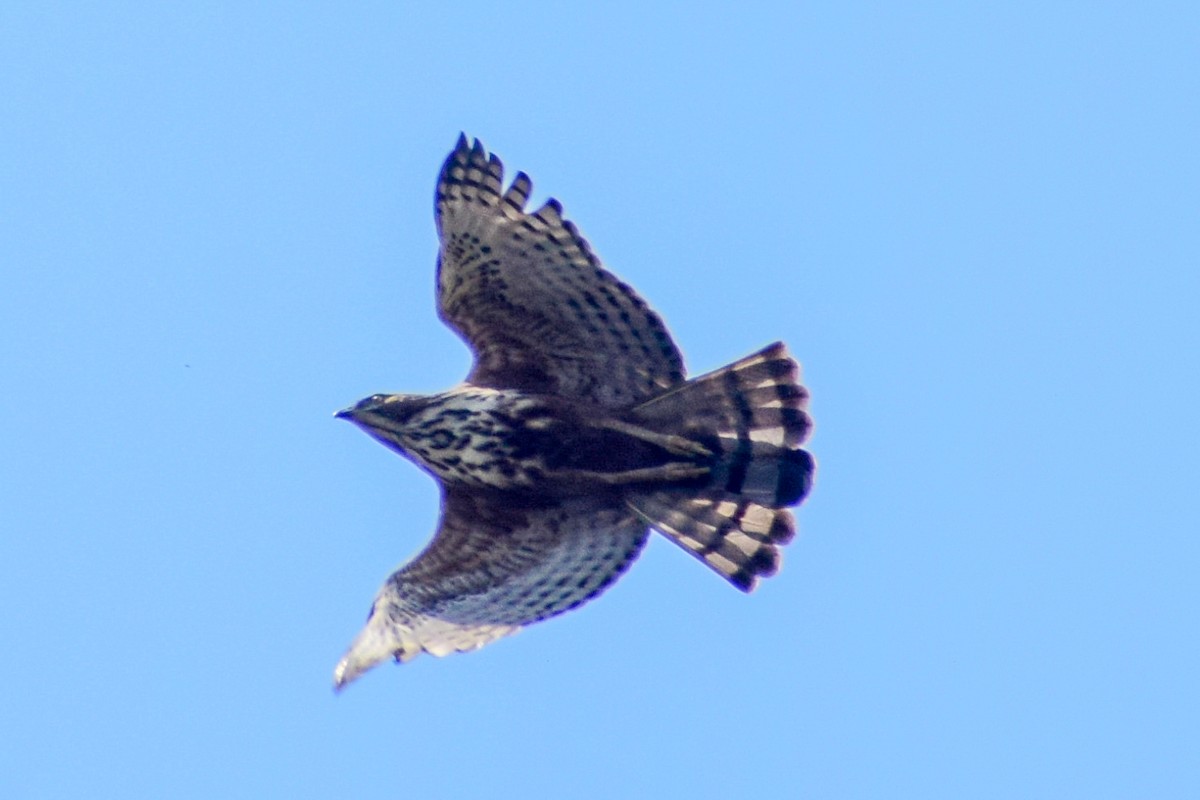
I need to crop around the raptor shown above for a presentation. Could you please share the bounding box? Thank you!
[334,135,815,688]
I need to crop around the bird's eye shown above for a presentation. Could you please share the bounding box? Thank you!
[355,394,385,410]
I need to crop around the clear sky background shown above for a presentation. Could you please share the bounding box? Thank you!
[2,3,1197,798]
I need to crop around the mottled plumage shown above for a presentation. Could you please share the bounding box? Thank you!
[334,135,815,688]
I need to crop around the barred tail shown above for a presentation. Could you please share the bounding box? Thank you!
[627,342,815,590]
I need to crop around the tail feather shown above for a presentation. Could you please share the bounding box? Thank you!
[634,341,815,506]
[627,491,796,591]
[626,342,815,590]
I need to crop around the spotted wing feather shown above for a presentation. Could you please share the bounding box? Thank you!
[334,488,648,688]
[435,134,684,407]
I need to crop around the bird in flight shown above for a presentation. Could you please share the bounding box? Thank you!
[334,135,815,689]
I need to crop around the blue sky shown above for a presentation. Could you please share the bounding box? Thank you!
[2,3,1197,797]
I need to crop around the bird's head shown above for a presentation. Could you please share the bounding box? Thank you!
[336,393,426,458]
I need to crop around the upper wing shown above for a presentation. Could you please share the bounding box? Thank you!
[333,487,649,688]
[435,135,685,407]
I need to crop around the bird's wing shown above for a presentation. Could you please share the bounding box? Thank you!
[435,135,685,407]
[334,487,649,688]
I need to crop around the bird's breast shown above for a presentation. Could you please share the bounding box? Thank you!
[402,388,559,491]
